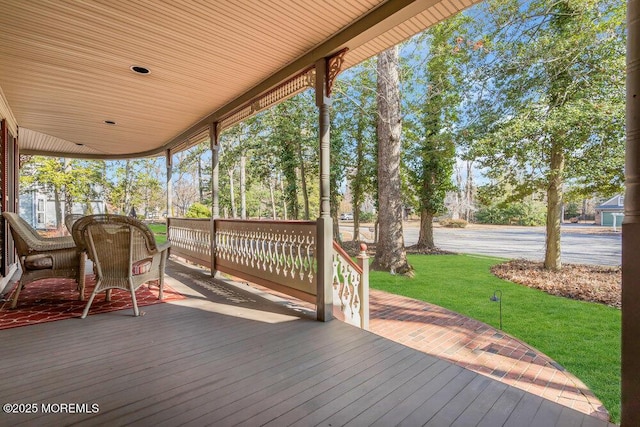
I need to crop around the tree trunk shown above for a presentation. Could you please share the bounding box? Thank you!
[228,168,236,218]
[417,210,435,248]
[454,164,463,220]
[353,210,360,244]
[543,1,573,270]
[197,156,203,202]
[351,139,363,244]
[374,220,379,244]
[297,145,310,220]
[63,159,73,228]
[465,161,474,221]
[544,139,564,270]
[240,155,246,219]
[330,180,341,242]
[371,47,412,275]
[123,159,131,215]
[269,180,277,219]
[280,178,288,220]
[54,188,62,231]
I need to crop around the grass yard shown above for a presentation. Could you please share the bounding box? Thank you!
[147,223,167,244]
[369,254,621,423]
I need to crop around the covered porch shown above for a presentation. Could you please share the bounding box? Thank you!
[1,258,615,426]
[0,0,638,425]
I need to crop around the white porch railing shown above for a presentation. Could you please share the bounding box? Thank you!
[215,219,317,303]
[166,218,212,268]
[166,217,369,328]
[332,241,370,330]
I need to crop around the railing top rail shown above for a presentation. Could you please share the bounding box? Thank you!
[167,217,211,222]
[168,217,318,226]
[333,240,363,275]
[215,219,316,226]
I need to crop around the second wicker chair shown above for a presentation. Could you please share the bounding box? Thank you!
[71,214,171,318]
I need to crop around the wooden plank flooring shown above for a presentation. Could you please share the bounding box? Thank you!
[0,260,616,427]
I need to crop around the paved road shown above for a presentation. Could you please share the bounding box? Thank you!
[341,223,622,266]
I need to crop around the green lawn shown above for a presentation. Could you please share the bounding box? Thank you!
[370,254,621,423]
[147,223,167,244]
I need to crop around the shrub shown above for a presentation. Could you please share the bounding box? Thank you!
[185,202,212,218]
[440,218,468,228]
[476,201,545,226]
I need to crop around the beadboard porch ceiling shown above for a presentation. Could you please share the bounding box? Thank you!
[0,0,477,159]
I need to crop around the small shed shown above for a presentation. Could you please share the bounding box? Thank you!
[595,195,625,226]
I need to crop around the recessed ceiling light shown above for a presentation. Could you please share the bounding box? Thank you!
[104,120,117,125]
[130,65,150,75]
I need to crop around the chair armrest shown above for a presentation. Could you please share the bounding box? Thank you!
[22,234,76,253]
[156,241,171,253]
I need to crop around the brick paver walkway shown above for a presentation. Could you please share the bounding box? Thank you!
[366,289,610,422]
[247,283,611,422]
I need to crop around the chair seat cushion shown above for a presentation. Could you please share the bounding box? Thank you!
[132,258,153,275]
[24,254,53,270]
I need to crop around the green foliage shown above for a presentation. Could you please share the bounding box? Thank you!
[333,60,378,226]
[359,211,377,223]
[21,157,104,200]
[564,201,581,219]
[108,158,165,216]
[476,200,546,226]
[185,202,211,218]
[267,92,318,219]
[20,156,107,226]
[464,0,625,205]
[370,254,621,422]
[460,0,625,267]
[178,141,211,204]
[403,16,470,220]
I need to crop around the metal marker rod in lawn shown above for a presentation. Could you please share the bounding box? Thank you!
[490,290,503,330]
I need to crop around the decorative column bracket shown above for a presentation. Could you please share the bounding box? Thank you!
[326,48,348,97]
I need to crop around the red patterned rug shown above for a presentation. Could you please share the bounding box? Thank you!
[0,275,184,330]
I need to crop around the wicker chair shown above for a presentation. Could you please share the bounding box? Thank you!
[71,214,171,318]
[64,213,84,235]
[2,212,85,308]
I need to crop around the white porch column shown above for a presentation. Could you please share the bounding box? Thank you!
[210,123,220,276]
[315,57,333,322]
[623,0,640,425]
[165,150,173,218]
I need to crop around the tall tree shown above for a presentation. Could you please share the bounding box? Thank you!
[180,142,210,204]
[371,47,412,275]
[268,93,318,220]
[105,158,164,217]
[467,0,625,270]
[334,60,378,243]
[404,17,470,249]
[247,116,284,219]
[21,157,105,228]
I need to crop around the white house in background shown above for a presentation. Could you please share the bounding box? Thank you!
[595,194,625,226]
[19,188,105,230]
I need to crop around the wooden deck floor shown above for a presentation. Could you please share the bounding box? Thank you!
[0,260,616,427]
